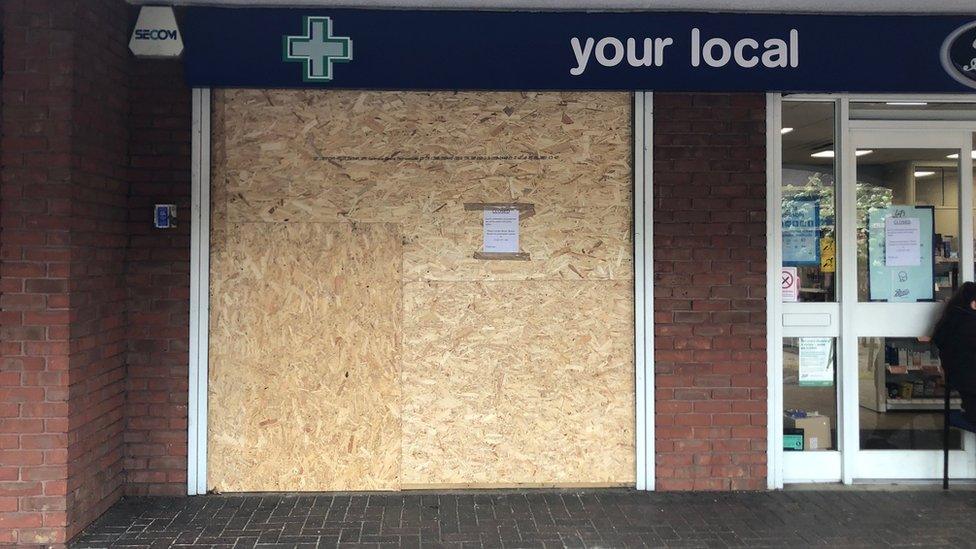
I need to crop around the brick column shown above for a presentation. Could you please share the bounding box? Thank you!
[124,58,191,497]
[64,0,131,538]
[1,0,130,544]
[1,1,77,543]
[653,93,768,491]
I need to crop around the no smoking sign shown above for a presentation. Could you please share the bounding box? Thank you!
[781,267,798,302]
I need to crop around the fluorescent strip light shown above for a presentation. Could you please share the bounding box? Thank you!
[810,149,873,158]
[885,101,928,106]
[781,127,794,135]
[946,152,976,159]
[914,170,935,177]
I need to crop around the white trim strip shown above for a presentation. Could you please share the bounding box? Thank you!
[188,87,211,496]
[765,93,784,490]
[785,94,976,102]
[837,97,859,486]
[644,92,655,491]
[960,135,974,285]
[634,92,655,491]
[633,92,646,490]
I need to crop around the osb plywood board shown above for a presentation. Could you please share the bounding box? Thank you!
[210,89,634,489]
[207,222,401,492]
[401,281,635,486]
[213,89,633,281]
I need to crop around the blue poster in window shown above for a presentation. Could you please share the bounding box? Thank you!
[782,198,820,267]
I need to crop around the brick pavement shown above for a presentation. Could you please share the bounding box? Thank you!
[69,489,976,548]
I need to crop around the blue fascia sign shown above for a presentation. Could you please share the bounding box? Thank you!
[182,8,976,92]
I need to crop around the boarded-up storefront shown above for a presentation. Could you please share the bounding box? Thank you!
[207,90,635,491]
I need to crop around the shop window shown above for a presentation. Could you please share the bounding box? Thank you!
[855,148,961,303]
[781,102,836,302]
[783,337,838,452]
[858,337,963,450]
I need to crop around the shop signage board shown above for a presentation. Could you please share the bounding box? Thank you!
[868,206,935,302]
[181,8,976,91]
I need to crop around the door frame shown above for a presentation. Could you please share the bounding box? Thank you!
[187,89,657,495]
[845,126,976,481]
[767,93,976,488]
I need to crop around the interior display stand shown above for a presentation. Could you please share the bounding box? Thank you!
[864,337,961,413]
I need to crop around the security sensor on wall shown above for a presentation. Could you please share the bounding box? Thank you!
[946,152,976,159]
[154,204,177,229]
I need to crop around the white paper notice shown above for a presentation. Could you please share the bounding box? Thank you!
[885,217,920,267]
[483,209,519,253]
[781,267,799,303]
[798,337,834,387]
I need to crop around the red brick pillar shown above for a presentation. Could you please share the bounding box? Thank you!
[653,93,768,491]
[1,0,130,544]
[124,58,191,497]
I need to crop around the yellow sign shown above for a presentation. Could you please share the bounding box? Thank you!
[820,237,835,273]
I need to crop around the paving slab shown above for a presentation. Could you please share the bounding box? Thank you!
[70,489,976,548]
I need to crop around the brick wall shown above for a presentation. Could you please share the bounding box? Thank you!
[123,58,191,497]
[64,0,130,539]
[0,0,133,544]
[653,93,767,491]
[1,1,79,544]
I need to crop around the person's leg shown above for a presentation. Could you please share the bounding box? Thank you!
[961,392,976,425]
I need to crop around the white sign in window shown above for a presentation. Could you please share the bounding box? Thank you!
[885,217,921,267]
[483,209,519,253]
[799,337,834,387]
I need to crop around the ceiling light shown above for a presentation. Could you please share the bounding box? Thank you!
[812,149,873,158]
[781,127,794,135]
[914,170,935,177]
[885,101,928,106]
[946,152,976,159]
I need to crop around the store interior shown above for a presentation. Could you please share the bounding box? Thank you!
[781,101,976,452]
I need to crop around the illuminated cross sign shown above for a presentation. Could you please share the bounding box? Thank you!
[283,16,353,82]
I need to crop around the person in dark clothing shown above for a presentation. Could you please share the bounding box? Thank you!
[933,282,976,423]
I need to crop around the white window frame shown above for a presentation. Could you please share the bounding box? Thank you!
[188,87,211,495]
[635,91,655,490]
[187,88,657,494]
[766,93,976,489]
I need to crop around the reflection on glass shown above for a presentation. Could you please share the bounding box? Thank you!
[856,149,960,302]
[782,102,836,302]
[783,337,837,451]
[858,337,962,450]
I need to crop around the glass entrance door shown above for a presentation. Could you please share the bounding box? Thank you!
[775,98,976,485]
[845,127,976,480]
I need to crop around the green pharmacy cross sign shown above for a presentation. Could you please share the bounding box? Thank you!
[283,16,352,82]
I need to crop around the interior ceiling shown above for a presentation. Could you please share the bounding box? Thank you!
[126,0,976,13]
[782,103,973,167]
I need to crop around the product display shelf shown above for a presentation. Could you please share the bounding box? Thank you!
[868,337,961,412]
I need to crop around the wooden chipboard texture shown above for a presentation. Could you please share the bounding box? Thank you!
[208,89,634,490]
[207,223,402,491]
